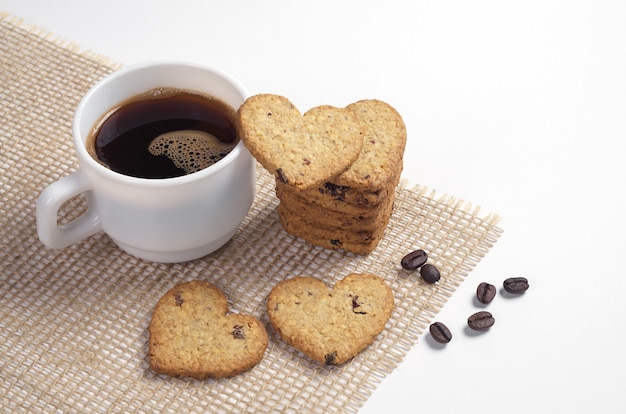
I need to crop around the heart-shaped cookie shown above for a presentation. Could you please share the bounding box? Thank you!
[335,99,407,191]
[148,280,268,379]
[237,94,364,189]
[267,273,394,365]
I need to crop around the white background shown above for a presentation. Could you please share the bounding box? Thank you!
[2,1,625,413]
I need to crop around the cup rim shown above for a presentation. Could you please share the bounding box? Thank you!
[73,60,250,187]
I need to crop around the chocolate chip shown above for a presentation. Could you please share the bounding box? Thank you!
[351,295,366,314]
[275,168,288,184]
[324,351,337,365]
[323,182,349,200]
[174,292,184,307]
[232,325,245,339]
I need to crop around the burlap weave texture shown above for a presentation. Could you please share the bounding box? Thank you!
[0,13,502,413]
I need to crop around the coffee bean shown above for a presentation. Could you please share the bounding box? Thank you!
[503,277,529,294]
[401,249,428,270]
[429,322,452,344]
[420,264,441,283]
[467,311,495,331]
[476,282,496,304]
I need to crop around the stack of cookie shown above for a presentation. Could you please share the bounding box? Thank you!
[237,95,406,255]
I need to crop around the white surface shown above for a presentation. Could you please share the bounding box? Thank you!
[2,1,625,412]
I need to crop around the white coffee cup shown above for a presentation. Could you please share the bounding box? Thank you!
[36,61,255,263]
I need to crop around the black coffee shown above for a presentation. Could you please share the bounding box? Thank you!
[88,88,238,179]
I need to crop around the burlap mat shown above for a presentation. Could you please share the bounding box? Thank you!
[0,12,503,414]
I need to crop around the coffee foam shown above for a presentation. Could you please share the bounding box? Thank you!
[148,130,236,174]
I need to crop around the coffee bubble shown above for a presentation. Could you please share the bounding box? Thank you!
[149,130,236,174]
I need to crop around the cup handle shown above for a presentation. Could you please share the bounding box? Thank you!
[36,170,102,249]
